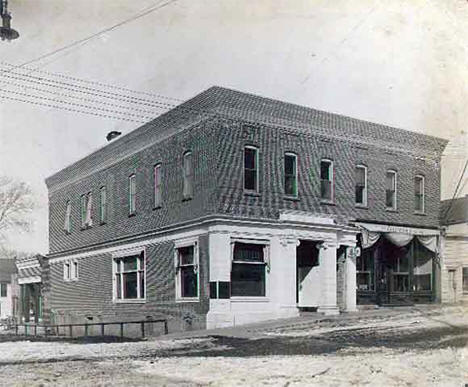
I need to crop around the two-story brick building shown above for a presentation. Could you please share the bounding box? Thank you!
[44,87,447,330]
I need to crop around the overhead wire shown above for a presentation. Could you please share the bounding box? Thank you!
[0,0,179,78]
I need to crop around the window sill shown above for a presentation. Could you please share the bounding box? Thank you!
[182,197,193,202]
[355,204,368,209]
[113,298,146,304]
[283,195,299,202]
[80,225,92,231]
[100,221,107,226]
[153,205,162,211]
[128,213,136,218]
[230,296,269,302]
[176,297,200,303]
[243,190,261,197]
[320,200,335,206]
[414,211,426,216]
[385,208,398,213]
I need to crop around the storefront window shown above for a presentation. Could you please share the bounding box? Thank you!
[356,249,374,291]
[231,242,266,297]
[413,240,433,291]
[390,256,409,292]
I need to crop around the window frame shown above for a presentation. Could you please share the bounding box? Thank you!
[112,249,146,303]
[128,174,136,216]
[463,266,468,294]
[182,151,193,200]
[243,145,259,193]
[284,152,298,198]
[320,158,334,202]
[99,186,107,224]
[355,164,368,207]
[385,169,398,211]
[230,239,269,299]
[64,200,72,234]
[0,283,7,298]
[414,175,425,214]
[153,163,162,208]
[174,238,199,302]
[63,261,71,281]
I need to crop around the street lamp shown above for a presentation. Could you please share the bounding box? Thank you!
[0,0,19,41]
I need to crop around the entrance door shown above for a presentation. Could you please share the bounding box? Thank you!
[297,241,320,307]
[447,269,456,303]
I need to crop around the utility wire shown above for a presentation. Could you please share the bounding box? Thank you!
[0,70,176,110]
[0,0,178,77]
[441,159,468,222]
[0,61,183,103]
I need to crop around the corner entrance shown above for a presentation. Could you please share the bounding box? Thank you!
[296,240,320,308]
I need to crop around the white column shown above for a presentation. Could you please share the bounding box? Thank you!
[206,232,233,329]
[275,237,299,317]
[317,241,339,315]
[345,248,357,312]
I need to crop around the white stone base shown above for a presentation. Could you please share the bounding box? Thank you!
[317,306,340,315]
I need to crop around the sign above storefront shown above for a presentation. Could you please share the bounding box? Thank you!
[355,222,440,236]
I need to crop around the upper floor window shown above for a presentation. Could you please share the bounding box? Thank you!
[244,146,258,192]
[284,153,298,197]
[320,159,334,201]
[99,186,107,224]
[114,252,145,300]
[64,200,72,233]
[128,174,136,215]
[175,242,199,299]
[414,175,425,213]
[386,170,397,210]
[0,283,7,297]
[355,165,368,206]
[80,192,93,228]
[183,152,193,200]
[154,164,162,208]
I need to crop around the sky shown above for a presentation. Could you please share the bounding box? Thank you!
[0,0,466,254]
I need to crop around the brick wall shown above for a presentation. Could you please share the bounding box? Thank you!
[48,121,219,254]
[214,120,443,228]
[47,234,210,331]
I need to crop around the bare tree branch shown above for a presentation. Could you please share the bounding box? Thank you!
[0,176,36,241]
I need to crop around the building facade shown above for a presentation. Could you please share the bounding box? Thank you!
[16,255,45,323]
[0,258,19,321]
[45,87,447,331]
[440,196,468,303]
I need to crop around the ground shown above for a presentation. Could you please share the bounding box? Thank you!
[0,304,466,386]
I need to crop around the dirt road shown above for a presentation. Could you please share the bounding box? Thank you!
[0,304,466,386]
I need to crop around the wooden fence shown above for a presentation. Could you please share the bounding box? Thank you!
[13,318,168,339]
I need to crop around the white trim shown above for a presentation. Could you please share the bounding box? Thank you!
[284,152,298,197]
[355,222,439,236]
[47,216,358,264]
[386,169,398,210]
[355,164,368,207]
[243,145,259,193]
[112,247,146,303]
[175,238,200,302]
[18,276,41,285]
[320,158,334,202]
[415,175,425,214]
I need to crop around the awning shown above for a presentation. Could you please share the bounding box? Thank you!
[355,222,439,252]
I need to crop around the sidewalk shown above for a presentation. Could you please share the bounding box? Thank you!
[161,302,467,340]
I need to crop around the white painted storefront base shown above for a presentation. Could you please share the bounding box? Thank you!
[206,212,358,329]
